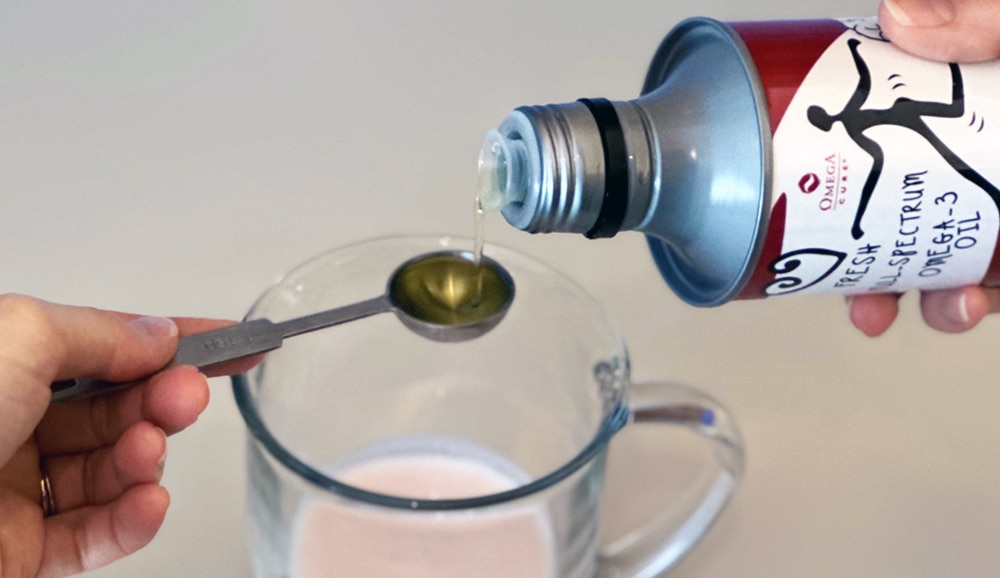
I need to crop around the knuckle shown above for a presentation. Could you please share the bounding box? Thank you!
[0,294,68,389]
[0,293,60,348]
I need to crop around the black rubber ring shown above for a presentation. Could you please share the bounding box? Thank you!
[579,98,629,239]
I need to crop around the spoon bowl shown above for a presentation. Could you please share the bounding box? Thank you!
[388,251,515,342]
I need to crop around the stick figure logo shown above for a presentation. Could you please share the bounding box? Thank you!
[807,38,1000,240]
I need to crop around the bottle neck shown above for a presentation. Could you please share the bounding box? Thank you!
[478,98,656,237]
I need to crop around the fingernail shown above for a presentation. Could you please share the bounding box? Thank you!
[130,316,179,341]
[883,0,955,27]
[949,291,971,325]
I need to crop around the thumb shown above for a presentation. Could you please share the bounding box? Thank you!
[879,0,1000,62]
[0,295,179,465]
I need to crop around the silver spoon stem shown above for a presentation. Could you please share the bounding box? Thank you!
[274,295,390,339]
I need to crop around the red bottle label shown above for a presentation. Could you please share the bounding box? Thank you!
[733,19,1000,299]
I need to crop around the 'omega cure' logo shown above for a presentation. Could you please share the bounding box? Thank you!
[797,154,849,212]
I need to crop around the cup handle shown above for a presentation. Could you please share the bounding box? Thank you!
[597,381,745,578]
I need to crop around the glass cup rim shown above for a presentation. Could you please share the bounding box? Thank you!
[230,234,631,511]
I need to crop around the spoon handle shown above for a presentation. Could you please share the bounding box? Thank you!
[50,295,392,404]
[273,295,390,338]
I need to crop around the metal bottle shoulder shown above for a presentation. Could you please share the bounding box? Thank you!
[484,17,771,306]
[638,17,771,306]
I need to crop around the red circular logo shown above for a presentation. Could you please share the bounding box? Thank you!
[798,173,820,194]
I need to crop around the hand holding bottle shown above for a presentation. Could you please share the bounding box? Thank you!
[847,0,1000,336]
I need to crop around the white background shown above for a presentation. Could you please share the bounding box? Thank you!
[3,1,1000,577]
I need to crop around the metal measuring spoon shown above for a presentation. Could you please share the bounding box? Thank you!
[50,250,515,403]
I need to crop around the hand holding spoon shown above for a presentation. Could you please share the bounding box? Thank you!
[51,251,515,403]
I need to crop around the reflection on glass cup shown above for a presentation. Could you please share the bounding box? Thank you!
[232,236,744,578]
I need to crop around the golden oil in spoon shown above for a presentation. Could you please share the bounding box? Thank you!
[388,253,511,326]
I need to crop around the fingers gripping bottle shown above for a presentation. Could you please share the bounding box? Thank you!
[478,17,1000,306]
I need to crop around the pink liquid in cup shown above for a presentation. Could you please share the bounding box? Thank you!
[292,441,557,578]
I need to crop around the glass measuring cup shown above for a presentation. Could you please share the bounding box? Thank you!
[233,235,744,577]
